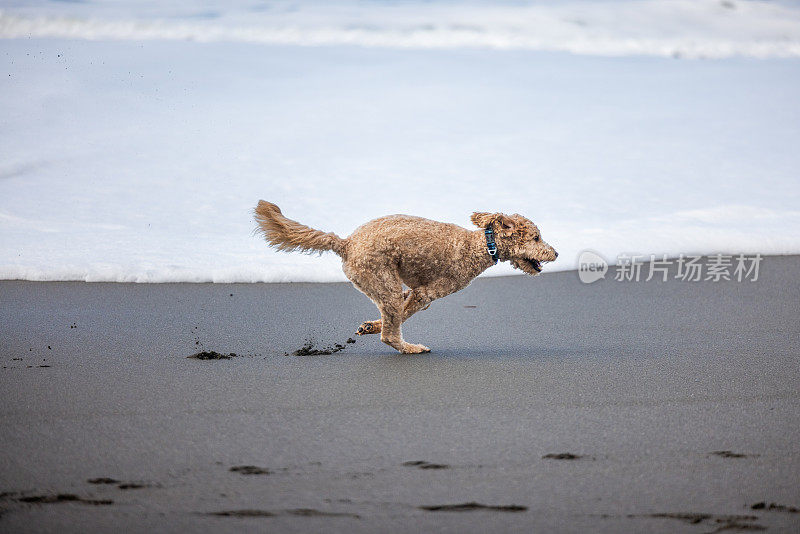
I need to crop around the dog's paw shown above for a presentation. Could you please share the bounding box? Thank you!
[356,320,382,335]
[401,343,431,354]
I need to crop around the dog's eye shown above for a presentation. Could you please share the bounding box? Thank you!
[534,236,540,242]
[501,223,511,229]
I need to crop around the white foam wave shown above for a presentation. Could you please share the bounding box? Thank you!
[3,0,800,58]
[2,23,800,284]
[0,262,350,284]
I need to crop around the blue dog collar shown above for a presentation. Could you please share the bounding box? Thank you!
[485,227,499,264]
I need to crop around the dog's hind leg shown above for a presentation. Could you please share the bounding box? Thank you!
[348,270,429,354]
[356,319,382,335]
[358,286,443,335]
[358,282,456,339]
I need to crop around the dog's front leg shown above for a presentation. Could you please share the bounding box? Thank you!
[401,289,433,322]
[401,279,462,325]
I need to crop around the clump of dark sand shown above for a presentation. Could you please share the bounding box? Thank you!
[209,508,359,519]
[630,513,765,531]
[117,483,150,490]
[87,478,119,485]
[290,338,357,356]
[230,465,271,475]
[287,509,360,518]
[710,450,757,458]
[210,509,275,517]
[751,502,799,513]
[19,494,82,504]
[187,351,236,360]
[403,460,450,470]
[87,478,151,490]
[18,493,113,506]
[542,453,584,460]
[419,502,527,513]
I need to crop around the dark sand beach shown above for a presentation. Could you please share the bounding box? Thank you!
[1,256,798,532]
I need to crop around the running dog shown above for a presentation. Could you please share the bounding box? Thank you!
[254,201,557,353]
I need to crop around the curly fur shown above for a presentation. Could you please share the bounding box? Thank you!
[254,201,346,256]
[254,201,557,354]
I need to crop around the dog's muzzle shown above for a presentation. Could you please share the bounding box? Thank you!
[520,258,542,272]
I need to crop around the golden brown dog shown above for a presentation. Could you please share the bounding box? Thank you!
[254,201,557,354]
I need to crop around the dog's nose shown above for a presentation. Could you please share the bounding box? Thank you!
[554,251,559,259]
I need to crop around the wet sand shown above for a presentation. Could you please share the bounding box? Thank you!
[1,256,799,532]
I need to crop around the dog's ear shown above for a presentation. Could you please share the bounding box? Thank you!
[471,212,496,228]
[496,214,516,235]
[471,212,516,236]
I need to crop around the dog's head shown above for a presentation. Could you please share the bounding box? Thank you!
[471,211,558,275]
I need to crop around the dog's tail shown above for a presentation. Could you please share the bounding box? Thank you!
[254,200,346,257]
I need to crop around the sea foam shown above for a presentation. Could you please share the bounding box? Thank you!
[2,2,800,283]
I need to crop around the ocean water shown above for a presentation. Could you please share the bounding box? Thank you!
[3,0,800,58]
[1,1,799,283]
